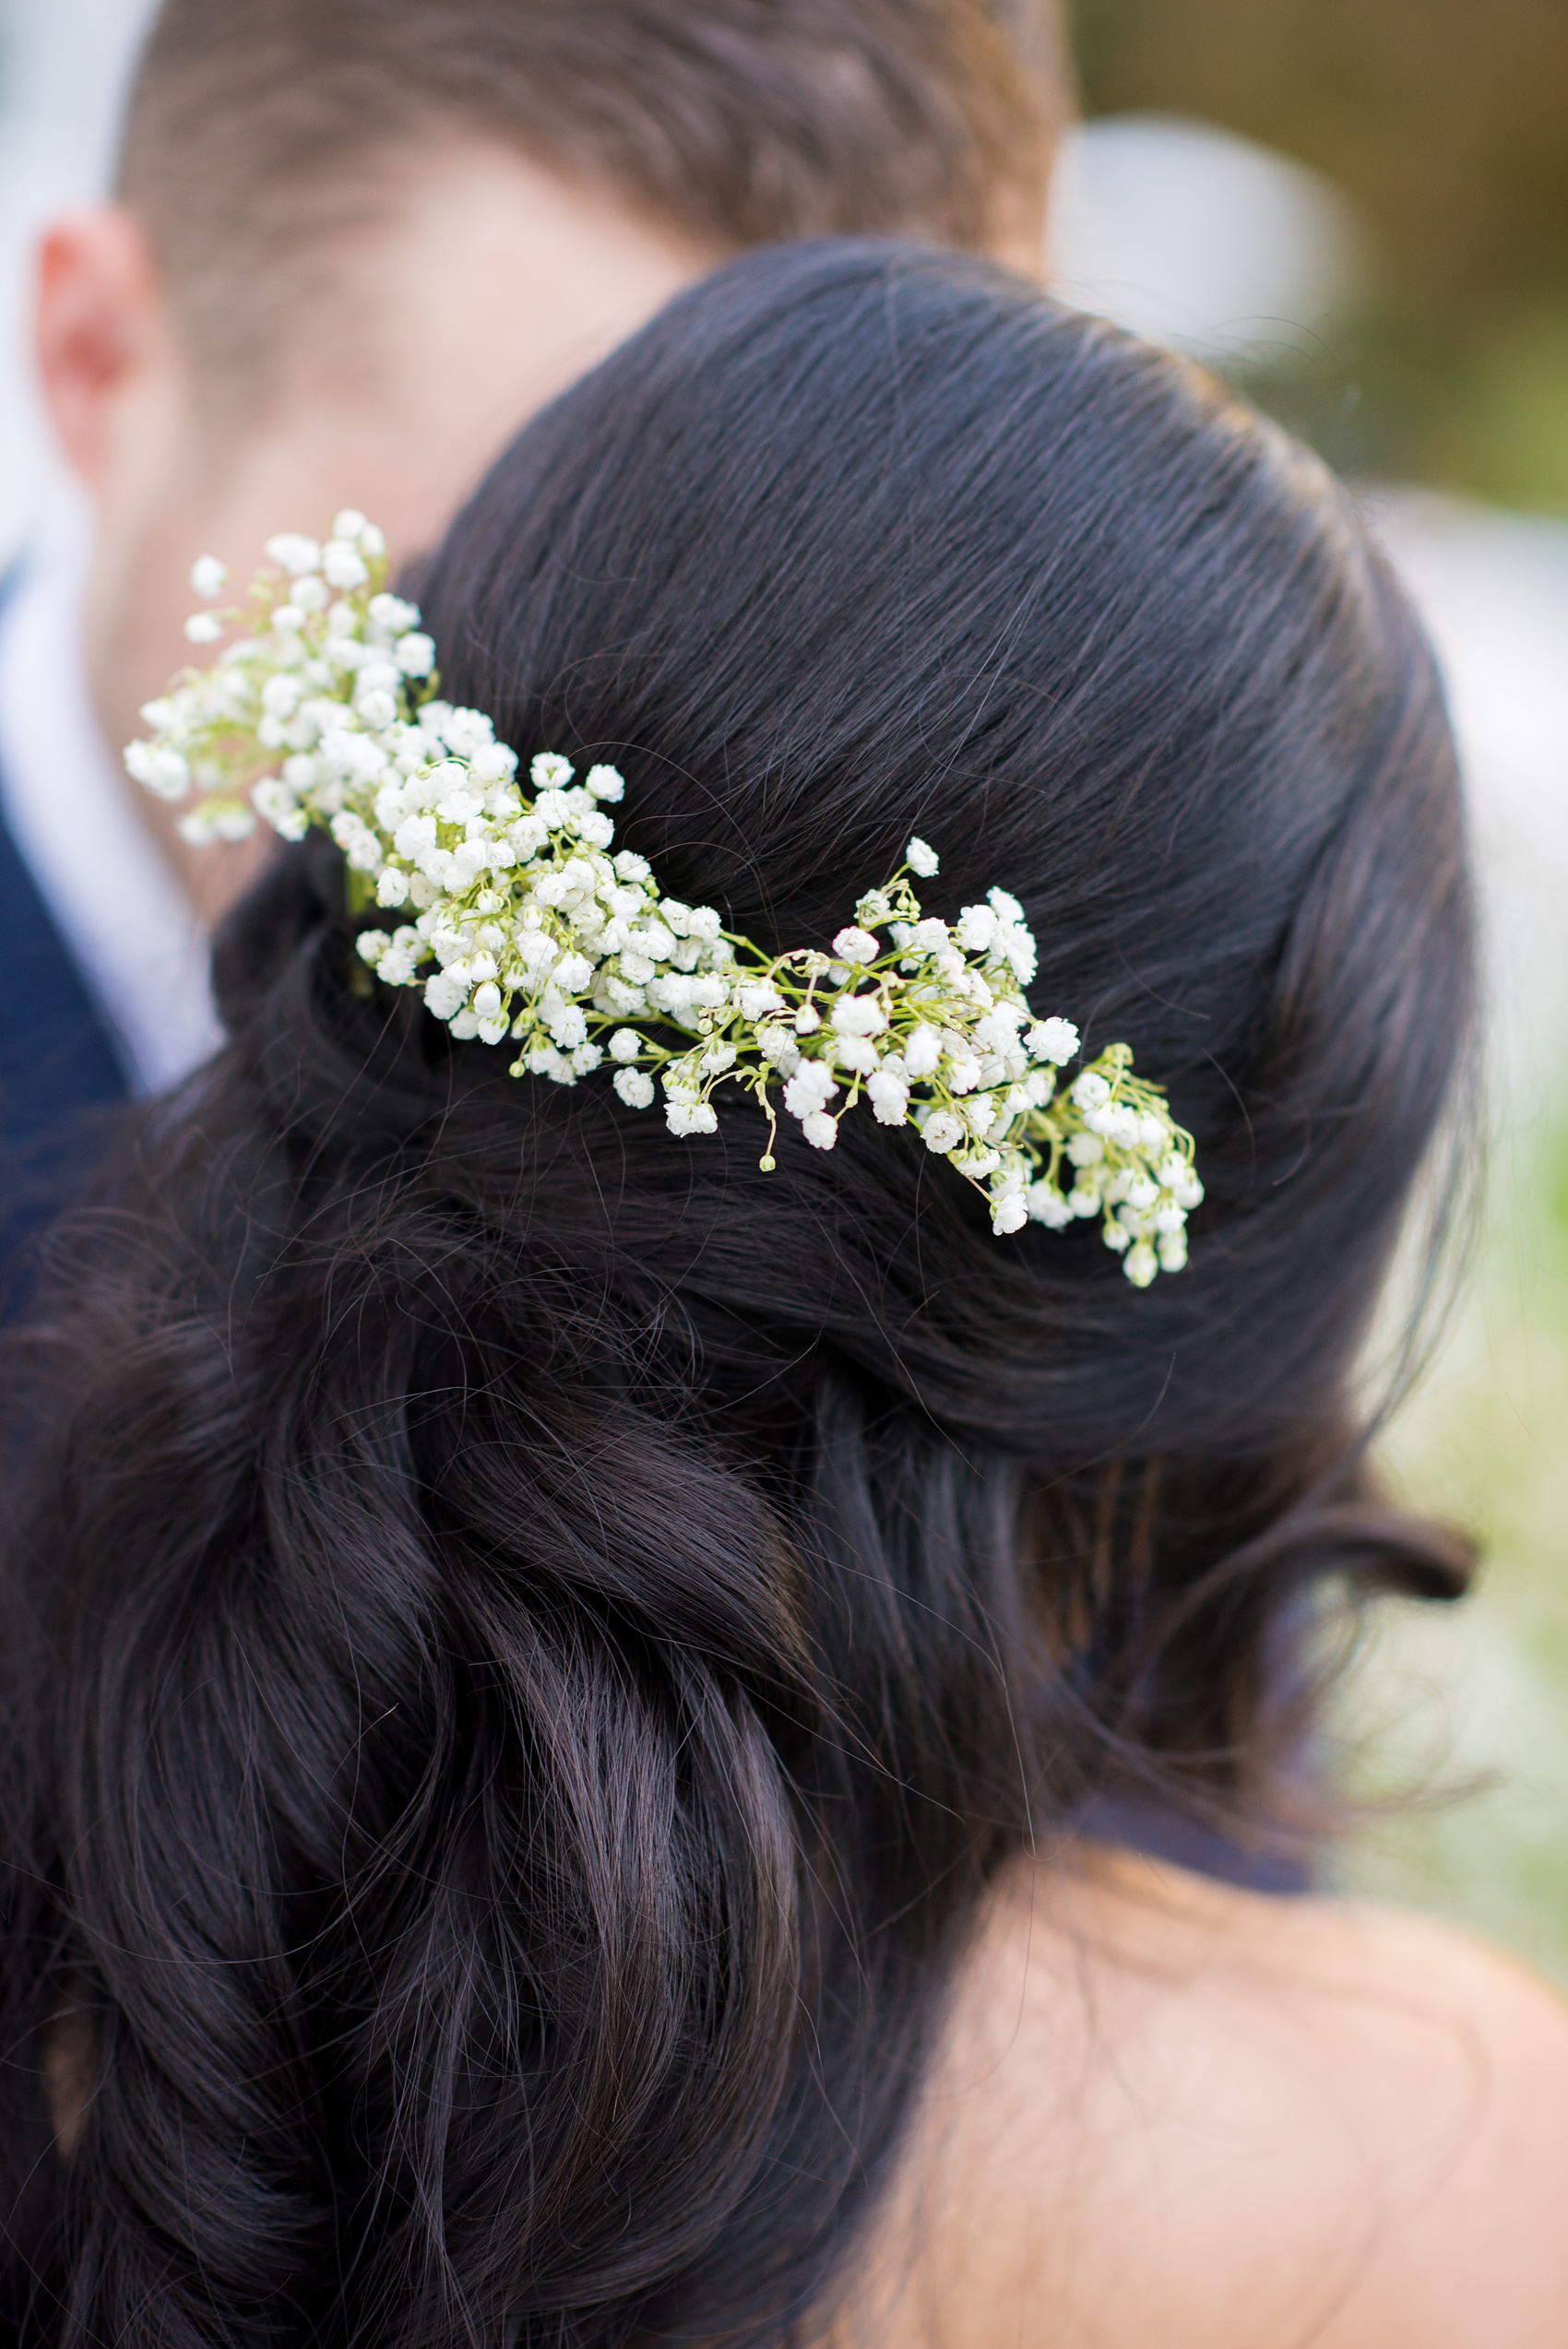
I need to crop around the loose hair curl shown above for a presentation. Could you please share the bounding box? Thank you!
[0,243,1474,2345]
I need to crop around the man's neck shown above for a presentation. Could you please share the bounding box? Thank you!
[0,497,225,1091]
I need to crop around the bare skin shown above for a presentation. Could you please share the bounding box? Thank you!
[34,147,725,925]
[819,1849,1568,2349]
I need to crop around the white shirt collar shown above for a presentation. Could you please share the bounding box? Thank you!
[0,494,224,1096]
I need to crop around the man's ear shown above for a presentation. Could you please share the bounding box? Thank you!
[36,206,167,489]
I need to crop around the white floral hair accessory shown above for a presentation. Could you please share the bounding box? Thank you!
[126,518,1202,1280]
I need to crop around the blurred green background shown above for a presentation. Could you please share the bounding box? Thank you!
[1070,0,1568,512]
[1066,0,1568,1981]
[1338,1118,1568,1986]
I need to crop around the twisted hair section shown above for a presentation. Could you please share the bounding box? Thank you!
[0,246,1472,2344]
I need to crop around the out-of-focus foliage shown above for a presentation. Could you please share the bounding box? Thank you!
[1070,0,1568,513]
[1333,1116,1568,1985]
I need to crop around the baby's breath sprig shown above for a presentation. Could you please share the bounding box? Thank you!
[126,519,1202,1278]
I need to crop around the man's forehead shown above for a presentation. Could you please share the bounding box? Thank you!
[116,0,1063,399]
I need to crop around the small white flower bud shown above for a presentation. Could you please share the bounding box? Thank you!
[831,993,888,1038]
[1026,1017,1079,1066]
[997,925,1038,984]
[904,1025,942,1078]
[973,1005,1025,1053]
[955,904,998,954]
[865,1069,909,1126]
[189,554,228,599]
[906,836,940,878]
[665,1099,719,1137]
[395,632,435,677]
[422,968,467,1021]
[1027,1183,1074,1229]
[737,983,784,1019]
[784,1062,838,1118]
[921,1111,964,1154]
[432,709,486,756]
[323,540,370,590]
[547,1002,588,1050]
[553,951,594,992]
[124,741,191,800]
[832,925,880,966]
[1123,1241,1158,1287]
[266,533,322,576]
[184,611,224,644]
[332,508,369,541]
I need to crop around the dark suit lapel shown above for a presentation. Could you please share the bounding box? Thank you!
[0,782,130,1147]
[0,557,133,1301]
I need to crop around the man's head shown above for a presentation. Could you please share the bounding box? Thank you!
[34,0,1068,912]
[118,0,1066,412]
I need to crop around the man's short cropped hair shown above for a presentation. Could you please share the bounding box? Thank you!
[118,0,1069,400]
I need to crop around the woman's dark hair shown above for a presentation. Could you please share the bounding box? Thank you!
[0,243,1473,2344]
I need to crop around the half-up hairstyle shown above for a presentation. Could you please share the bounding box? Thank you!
[0,243,1474,2345]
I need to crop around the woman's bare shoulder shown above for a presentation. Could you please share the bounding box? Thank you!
[828,1846,1568,2349]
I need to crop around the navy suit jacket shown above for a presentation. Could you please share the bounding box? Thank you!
[0,793,129,1145]
[0,574,132,1294]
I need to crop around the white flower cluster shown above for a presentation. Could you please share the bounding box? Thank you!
[126,521,1202,1279]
